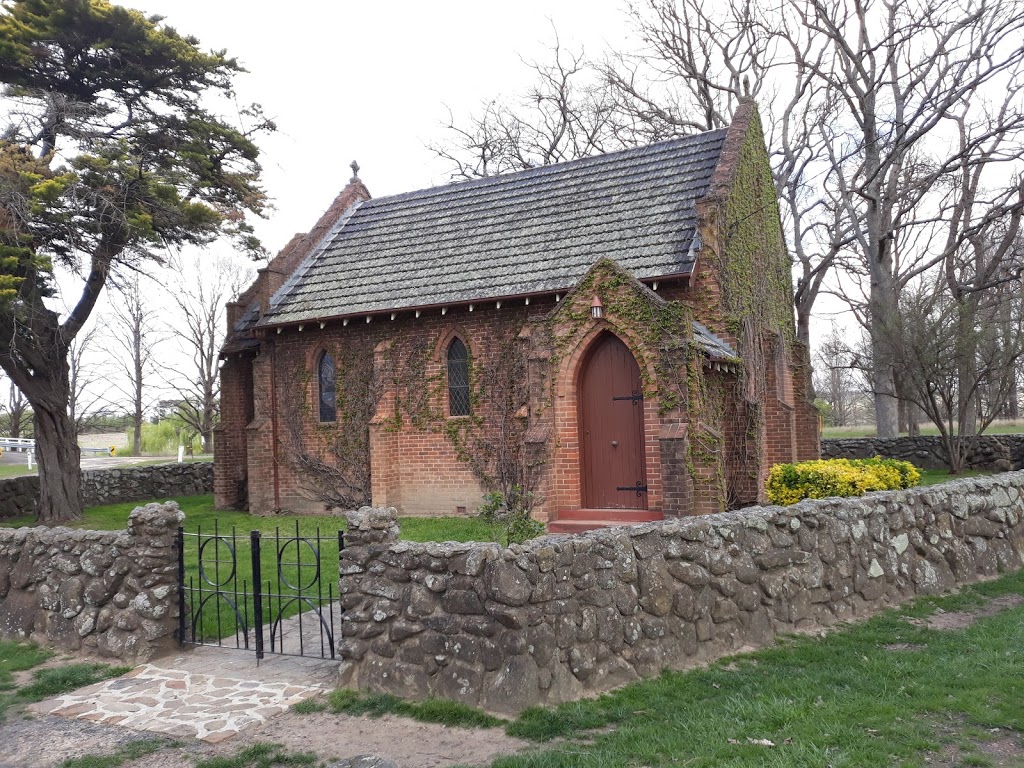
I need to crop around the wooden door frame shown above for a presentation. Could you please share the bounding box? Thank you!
[549,323,663,516]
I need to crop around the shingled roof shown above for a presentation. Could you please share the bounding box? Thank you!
[258,129,728,326]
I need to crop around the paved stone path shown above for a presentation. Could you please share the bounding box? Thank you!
[29,606,340,744]
[31,661,328,743]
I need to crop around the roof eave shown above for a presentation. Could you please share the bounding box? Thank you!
[256,271,694,332]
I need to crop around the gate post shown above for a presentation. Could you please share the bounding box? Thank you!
[251,530,264,660]
[177,525,187,646]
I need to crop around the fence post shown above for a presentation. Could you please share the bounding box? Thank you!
[251,530,264,661]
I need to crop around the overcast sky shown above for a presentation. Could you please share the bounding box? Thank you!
[127,0,631,255]
[30,0,851,428]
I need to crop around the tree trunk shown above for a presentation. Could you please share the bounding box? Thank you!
[868,267,900,438]
[31,388,82,524]
[132,343,143,455]
[132,412,142,455]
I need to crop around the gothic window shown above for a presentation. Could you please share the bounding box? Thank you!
[317,351,337,422]
[447,338,470,416]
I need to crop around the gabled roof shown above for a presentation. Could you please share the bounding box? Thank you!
[259,129,728,326]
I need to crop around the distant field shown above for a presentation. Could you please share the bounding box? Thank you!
[823,420,1024,438]
[77,431,128,449]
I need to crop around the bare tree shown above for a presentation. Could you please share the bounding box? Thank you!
[813,324,860,427]
[166,254,253,452]
[894,270,1024,472]
[430,32,624,178]
[107,277,162,456]
[433,0,1024,442]
[67,325,106,433]
[1,378,31,438]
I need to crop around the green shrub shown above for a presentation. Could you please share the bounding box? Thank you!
[766,457,921,506]
[477,487,545,545]
[123,419,202,456]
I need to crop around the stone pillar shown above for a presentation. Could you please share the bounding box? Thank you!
[343,506,400,550]
[337,506,400,686]
[0,501,184,663]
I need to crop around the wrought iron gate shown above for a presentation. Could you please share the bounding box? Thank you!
[177,521,344,660]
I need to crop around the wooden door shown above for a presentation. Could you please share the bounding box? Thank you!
[578,334,647,509]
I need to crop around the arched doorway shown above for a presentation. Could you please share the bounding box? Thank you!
[578,333,647,509]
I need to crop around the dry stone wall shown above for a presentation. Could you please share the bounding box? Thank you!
[0,462,213,518]
[0,501,183,662]
[822,435,1024,471]
[338,474,1024,714]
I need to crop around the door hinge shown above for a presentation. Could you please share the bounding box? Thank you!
[612,389,643,405]
[616,482,648,497]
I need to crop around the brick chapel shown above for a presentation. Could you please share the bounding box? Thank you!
[214,102,819,530]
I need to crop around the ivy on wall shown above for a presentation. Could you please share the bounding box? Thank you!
[265,113,796,515]
[278,334,383,509]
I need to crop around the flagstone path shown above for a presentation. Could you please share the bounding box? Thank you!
[29,625,338,744]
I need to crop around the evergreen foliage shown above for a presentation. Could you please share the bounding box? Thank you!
[0,0,272,521]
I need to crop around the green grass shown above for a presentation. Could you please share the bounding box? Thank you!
[310,689,503,728]
[0,463,33,479]
[0,642,127,721]
[485,569,1024,767]
[59,739,169,768]
[16,663,130,702]
[917,468,994,486]
[0,641,52,693]
[823,422,1024,438]
[195,743,319,768]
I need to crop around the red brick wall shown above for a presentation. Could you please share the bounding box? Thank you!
[213,355,254,509]
[246,352,277,514]
[264,301,547,517]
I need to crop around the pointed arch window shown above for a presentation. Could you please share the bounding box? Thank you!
[447,338,470,416]
[317,351,337,423]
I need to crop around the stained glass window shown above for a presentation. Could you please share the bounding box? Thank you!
[447,338,470,416]
[318,351,337,422]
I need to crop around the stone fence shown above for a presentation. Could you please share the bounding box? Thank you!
[822,435,1024,471]
[0,462,213,518]
[338,474,1024,714]
[0,502,182,662]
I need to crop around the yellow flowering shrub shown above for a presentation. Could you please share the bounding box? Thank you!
[766,457,921,506]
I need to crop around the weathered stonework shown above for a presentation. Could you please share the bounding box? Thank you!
[0,501,183,662]
[338,473,1024,714]
[0,462,213,518]
[822,436,1024,472]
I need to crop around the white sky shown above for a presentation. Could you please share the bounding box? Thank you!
[28,0,852,424]
[127,0,632,253]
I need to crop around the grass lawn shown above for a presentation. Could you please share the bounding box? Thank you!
[0,463,34,479]
[0,495,498,642]
[823,422,1024,438]
[0,641,126,722]
[917,468,995,486]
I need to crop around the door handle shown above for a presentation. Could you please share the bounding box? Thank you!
[611,440,619,447]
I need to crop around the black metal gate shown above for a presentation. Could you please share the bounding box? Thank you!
[177,521,344,660]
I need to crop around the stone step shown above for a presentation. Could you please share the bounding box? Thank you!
[556,508,663,522]
[547,517,662,534]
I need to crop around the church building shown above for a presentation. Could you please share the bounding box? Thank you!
[214,103,819,530]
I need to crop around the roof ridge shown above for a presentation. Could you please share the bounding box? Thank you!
[365,129,728,207]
